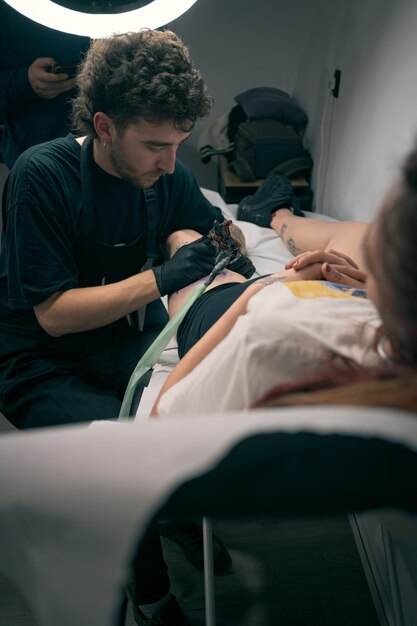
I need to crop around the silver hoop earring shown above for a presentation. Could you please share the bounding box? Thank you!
[376,334,393,365]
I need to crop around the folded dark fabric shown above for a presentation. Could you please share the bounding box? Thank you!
[235,86,308,127]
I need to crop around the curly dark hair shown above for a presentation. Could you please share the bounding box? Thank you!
[71,29,213,136]
[376,145,417,365]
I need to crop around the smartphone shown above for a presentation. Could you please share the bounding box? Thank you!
[52,63,79,78]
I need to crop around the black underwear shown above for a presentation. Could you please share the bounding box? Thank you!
[177,276,264,358]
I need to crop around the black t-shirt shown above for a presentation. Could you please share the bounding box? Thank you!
[0,134,222,337]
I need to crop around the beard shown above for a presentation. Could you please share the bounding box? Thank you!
[108,140,163,189]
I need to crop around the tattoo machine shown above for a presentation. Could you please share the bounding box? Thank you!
[205,219,255,279]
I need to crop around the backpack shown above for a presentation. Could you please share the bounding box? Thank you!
[230,119,312,182]
[198,87,312,183]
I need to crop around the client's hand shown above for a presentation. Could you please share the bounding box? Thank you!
[285,248,368,287]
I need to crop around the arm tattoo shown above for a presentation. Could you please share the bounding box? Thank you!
[287,237,302,256]
[279,223,302,255]
[256,275,288,285]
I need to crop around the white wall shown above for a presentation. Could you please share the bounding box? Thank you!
[293,0,417,221]
[172,0,417,221]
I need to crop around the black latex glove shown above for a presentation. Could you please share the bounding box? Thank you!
[227,253,256,278]
[152,237,217,296]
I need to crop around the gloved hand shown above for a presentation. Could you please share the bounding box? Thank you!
[227,253,256,278]
[152,237,217,296]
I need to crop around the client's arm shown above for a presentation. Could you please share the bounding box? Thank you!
[150,278,266,416]
[151,266,314,417]
[151,217,370,416]
[151,264,320,416]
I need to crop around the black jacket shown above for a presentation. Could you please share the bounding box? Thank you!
[0,1,89,168]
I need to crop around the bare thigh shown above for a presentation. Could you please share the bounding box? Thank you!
[166,229,247,318]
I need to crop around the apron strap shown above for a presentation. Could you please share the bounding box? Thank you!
[142,187,159,260]
[80,138,160,332]
[135,188,160,331]
[134,258,155,331]
[80,136,94,224]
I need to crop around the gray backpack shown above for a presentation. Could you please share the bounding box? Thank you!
[230,119,312,182]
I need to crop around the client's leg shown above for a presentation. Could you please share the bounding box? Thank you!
[270,209,368,268]
[166,229,247,318]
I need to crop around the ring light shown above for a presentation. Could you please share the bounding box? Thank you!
[4,0,200,37]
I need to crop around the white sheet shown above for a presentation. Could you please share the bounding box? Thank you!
[1,407,416,626]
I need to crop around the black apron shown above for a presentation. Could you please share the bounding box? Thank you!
[75,137,167,331]
[76,137,157,285]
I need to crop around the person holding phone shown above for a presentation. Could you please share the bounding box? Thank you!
[0,1,90,168]
[50,63,80,78]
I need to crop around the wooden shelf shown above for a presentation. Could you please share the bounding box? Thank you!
[217,155,312,208]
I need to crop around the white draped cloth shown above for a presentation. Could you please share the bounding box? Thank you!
[0,406,416,626]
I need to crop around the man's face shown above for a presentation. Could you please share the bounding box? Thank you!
[108,118,191,189]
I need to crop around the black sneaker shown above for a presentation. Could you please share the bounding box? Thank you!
[237,172,303,227]
[126,588,190,626]
[158,520,232,574]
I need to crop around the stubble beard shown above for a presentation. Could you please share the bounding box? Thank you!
[108,142,162,189]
